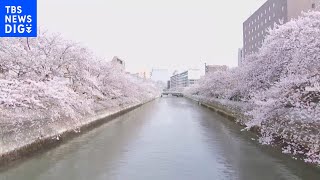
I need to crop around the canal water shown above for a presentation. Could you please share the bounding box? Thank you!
[0,98,319,180]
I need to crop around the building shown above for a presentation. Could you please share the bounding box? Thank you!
[170,69,201,89]
[243,0,319,58]
[205,64,228,75]
[136,70,150,79]
[167,80,171,89]
[238,48,244,66]
[111,56,125,71]
[150,69,169,83]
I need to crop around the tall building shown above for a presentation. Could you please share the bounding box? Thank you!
[170,69,201,89]
[243,0,319,58]
[150,69,169,83]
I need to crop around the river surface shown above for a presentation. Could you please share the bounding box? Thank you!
[1,98,319,180]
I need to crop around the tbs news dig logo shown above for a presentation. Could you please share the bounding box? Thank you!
[0,0,37,37]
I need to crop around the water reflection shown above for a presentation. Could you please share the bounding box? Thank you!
[0,98,319,180]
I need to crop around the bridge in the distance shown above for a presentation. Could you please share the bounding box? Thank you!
[161,90,183,97]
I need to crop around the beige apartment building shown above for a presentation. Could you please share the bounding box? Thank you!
[242,0,319,59]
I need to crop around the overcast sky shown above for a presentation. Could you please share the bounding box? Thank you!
[38,0,265,73]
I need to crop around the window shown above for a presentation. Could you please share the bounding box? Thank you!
[312,3,316,9]
[269,16,271,20]
[273,3,275,7]
[282,6,285,12]
[273,13,276,17]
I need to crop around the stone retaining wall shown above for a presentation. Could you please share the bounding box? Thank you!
[185,95,320,165]
[0,98,156,166]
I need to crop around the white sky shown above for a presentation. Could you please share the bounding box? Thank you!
[38,0,265,73]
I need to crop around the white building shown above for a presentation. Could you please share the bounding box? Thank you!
[170,69,201,89]
[150,69,169,83]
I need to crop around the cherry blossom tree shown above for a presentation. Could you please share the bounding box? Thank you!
[185,11,320,164]
[0,30,160,139]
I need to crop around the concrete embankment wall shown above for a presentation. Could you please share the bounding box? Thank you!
[185,95,285,137]
[185,95,245,123]
[185,95,320,165]
[0,98,156,166]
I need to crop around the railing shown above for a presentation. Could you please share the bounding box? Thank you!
[161,92,183,97]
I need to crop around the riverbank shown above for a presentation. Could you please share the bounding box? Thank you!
[184,95,320,166]
[183,12,320,165]
[0,98,156,166]
[0,31,161,166]
[2,97,320,180]
[184,95,246,121]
